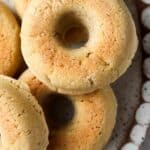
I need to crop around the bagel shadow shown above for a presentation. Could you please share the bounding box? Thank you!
[42,93,75,129]
[54,11,89,49]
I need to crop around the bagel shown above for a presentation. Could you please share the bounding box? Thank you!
[12,0,29,18]
[19,69,51,103]
[0,2,22,76]
[21,0,138,95]
[19,69,117,150]
[1,0,16,13]
[0,75,49,150]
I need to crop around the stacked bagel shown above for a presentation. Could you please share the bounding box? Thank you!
[0,0,138,150]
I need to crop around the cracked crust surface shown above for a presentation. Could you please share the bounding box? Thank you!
[21,0,138,95]
[0,2,22,76]
[19,69,117,150]
[0,75,49,150]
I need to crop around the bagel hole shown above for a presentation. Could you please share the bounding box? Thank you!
[55,12,89,49]
[42,93,75,129]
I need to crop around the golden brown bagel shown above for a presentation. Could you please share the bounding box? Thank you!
[0,75,49,150]
[21,0,138,95]
[19,69,117,150]
[0,2,22,76]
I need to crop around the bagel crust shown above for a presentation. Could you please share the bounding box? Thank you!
[21,0,138,95]
[0,75,49,150]
[19,69,117,150]
[13,0,29,17]
[0,2,22,76]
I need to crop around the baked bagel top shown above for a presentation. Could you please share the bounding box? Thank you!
[0,2,22,76]
[19,69,117,150]
[21,0,138,95]
[0,75,49,150]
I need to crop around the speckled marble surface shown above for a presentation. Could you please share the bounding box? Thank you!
[106,0,145,149]
[141,128,150,150]
[106,45,142,150]
[107,0,150,149]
